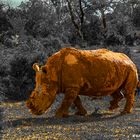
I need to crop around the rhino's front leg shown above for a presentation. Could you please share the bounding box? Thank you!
[74,96,87,116]
[55,87,79,118]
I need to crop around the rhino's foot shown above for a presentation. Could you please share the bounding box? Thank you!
[108,104,119,111]
[55,111,69,118]
[120,110,132,115]
[75,109,87,116]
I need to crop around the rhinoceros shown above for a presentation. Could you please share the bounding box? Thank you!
[26,47,139,117]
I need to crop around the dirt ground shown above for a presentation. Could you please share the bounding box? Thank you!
[1,46,140,140]
[1,96,140,140]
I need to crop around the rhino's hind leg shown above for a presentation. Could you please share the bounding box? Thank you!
[109,90,124,111]
[121,91,135,114]
[74,96,87,116]
[121,72,137,114]
[55,87,79,118]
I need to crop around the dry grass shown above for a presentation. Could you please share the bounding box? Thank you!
[1,97,140,140]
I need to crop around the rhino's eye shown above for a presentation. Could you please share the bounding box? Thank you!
[42,69,47,74]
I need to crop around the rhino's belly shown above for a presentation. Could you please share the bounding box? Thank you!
[79,87,118,96]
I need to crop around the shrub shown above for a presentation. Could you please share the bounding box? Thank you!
[0,37,48,101]
[132,6,140,28]
[8,57,31,100]
[104,34,123,46]
[82,18,102,46]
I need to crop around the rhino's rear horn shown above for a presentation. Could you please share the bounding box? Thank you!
[32,63,40,72]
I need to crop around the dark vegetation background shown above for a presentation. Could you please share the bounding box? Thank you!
[0,0,140,101]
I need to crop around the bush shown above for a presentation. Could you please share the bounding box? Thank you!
[132,6,140,28]
[0,37,48,101]
[0,56,34,101]
[9,57,33,100]
[82,18,102,46]
[104,34,123,46]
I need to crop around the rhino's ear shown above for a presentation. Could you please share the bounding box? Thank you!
[32,63,40,72]
[41,66,47,74]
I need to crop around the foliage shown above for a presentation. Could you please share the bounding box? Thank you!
[0,0,140,101]
[132,6,140,28]
[0,37,49,100]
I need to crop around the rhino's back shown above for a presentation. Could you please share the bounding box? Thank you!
[60,47,134,65]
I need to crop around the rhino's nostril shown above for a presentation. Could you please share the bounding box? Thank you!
[38,110,42,113]
[30,102,33,107]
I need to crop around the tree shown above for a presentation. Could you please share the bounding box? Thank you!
[66,0,85,41]
[132,5,140,28]
[0,3,13,33]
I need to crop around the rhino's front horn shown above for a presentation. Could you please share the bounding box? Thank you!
[32,63,40,72]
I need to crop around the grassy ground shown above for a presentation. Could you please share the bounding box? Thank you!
[1,96,140,140]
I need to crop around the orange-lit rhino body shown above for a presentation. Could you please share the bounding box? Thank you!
[26,48,138,117]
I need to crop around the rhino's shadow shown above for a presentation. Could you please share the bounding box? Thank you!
[3,113,124,128]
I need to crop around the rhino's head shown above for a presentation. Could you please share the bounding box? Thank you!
[26,63,57,115]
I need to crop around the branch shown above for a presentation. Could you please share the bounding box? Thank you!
[66,0,79,29]
[100,9,107,30]
[79,0,84,25]
[66,0,83,39]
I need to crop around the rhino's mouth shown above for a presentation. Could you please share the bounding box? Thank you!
[26,100,45,115]
[30,109,44,115]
